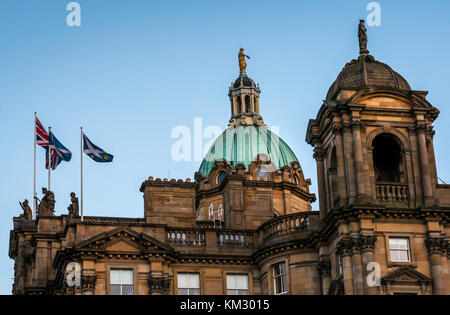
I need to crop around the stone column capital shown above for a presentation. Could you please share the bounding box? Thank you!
[425,238,448,256]
[359,235,377,253]
[336,239,355,257]
[81,275,97,293]
[351,120,362,132]
[313,148,327,161]
[416,124,428,134]
[148,276,171,295]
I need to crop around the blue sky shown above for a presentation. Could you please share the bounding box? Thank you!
[1,0,450,294]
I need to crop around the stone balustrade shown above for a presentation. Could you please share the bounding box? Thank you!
[167,228,206,247]
[217,230,254,248]
[259,212,313,243]
[376,182,409,202]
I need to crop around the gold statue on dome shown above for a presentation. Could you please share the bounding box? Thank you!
[238,48,250,73]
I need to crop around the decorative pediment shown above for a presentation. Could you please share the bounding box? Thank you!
[75,227,173,253]
[381,266,431,285]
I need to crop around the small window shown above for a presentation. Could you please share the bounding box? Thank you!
[227,274,249,295]
[217,172,227,185]
[177,273,200,295]
[389,238,411,262]
[273,262,288,295]
[110,269,133,295]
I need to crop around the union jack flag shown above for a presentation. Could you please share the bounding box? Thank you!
[35,116,49,148]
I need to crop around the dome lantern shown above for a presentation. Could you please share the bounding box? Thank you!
[228,48,265,127]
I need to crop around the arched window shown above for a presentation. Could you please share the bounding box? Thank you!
[245,95,251,113]
[236,97,242,115]
[373,134,402,183]
[217,171,227,185]
[256,165,270,179]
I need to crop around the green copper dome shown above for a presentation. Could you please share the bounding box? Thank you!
[198,125,301,176]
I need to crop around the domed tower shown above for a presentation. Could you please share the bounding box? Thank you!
[196,49,316,229]
[306,20,441,219]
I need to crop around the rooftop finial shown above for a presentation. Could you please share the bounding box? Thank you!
[238,48,250,74]
[358,20,369,55]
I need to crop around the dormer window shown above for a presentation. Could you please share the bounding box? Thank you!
[217,172,227,185]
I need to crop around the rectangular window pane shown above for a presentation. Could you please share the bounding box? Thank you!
[389,238,411,262]
[121,270,134,285]
[227,275,235,290]
[189,288,200,295]
[110,270,121,285]
[227,289,238,295]
[188,273,200,289]
[122,285,134,295]
[235,275,249,290]
[178,274,188,289]
[178,273,200,295]
[178,288,188,295]
[110,284,121,295]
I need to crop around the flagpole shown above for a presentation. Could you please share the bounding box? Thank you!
[81,127,84,222]
[48,127,52,191]
[33,112,37,220]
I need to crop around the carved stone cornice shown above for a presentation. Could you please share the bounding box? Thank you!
[336,239,354,257]
[148,276,171,295]
[425,238,448,256]
[359,235,377,253]
[318,260,332,277]
[81,275,97,292]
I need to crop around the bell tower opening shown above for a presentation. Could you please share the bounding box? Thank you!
[373,134,402,183]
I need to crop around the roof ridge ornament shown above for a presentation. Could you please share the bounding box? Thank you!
[358,20,369,55]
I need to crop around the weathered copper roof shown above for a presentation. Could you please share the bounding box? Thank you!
[326,54,411,100]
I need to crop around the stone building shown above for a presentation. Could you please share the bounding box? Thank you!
[9,22,450,295]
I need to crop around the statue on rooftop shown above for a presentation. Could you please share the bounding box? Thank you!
[238,48,250,73]
[38,187,55,216]
[19,199,33,220]
[67,192,79,218]
[358,20,369,55]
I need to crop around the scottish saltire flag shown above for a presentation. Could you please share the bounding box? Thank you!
[82,132,114,163]
[46,131,72,170]
[35,116,49,148]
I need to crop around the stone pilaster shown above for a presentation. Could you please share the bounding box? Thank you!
[416,124,434,206]
[337,239,354,295]
[318,260,332,295]
[359,236,378,295]
[314,147,328,219]
[332,124,348,206]
[425,238,448,295]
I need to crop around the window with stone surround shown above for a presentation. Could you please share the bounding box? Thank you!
[110,269,133,295]
[226,274,249,295]
[273,262,288,295]
[177,273,200,295]
[389,238,411,263]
